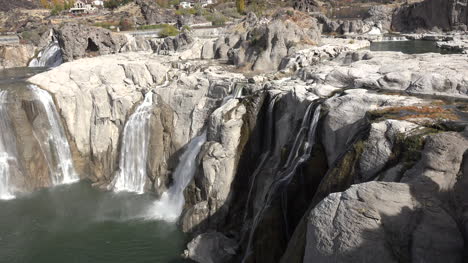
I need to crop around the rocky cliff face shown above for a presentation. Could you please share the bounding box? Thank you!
[18,15,468,263]
[393,0,468,32]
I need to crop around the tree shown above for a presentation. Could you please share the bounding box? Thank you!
[40,0,50,8]
[236,0,245,14]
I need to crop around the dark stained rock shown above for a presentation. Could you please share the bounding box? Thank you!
[392,0,468,32]
[54,23,127,62]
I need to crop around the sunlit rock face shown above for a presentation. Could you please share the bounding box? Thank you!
[16,16,468,263]
[0,44,35,69]
[0,85,79,197]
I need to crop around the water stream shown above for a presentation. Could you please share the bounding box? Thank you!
[147,131,207,221]
[0,90,20,199]
[242,102,322,263]
[29,85,78,185]
[112,92,155,194]
[29,41,63,68]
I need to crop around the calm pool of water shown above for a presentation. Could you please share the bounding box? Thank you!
[370,40,458,54]
[0,181,189,263]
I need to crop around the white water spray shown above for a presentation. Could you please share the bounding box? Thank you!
[29,41,63,68]
[112,92,155,194]
[29,85,78,185]
[146,131,207,221]
[0,91,19,199]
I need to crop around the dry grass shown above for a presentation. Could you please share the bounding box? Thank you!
[370,106,459,121]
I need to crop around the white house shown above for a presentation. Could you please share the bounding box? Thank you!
[69,0,98,14]
[179,1,194,9]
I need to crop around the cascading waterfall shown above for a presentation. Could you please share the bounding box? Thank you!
[0,91,20,199]
[242,95,278,222]
[145,82,239,220]
[29,41,63,68]
[112,92,155,194]
[146,131,207,221]
[241,103,322,262]
[29,85,78,185]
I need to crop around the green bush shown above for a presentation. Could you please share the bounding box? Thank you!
[159,25,180,37]
[119,18,134,31]
[205,12,227,26]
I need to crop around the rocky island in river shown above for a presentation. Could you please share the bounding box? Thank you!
[0,0,467,262]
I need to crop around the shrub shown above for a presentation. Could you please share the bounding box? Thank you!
[236,0,245,14]
[205,12,227,26]
[104,0,131,9]
[159,24,180,37]
[119,18,134,31]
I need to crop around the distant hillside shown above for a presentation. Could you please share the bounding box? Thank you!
[0,0,39,12]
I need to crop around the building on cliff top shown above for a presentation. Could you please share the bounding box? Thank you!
[69,0,102,14]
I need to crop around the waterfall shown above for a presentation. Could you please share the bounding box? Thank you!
[112,92,155,194]
[221,83,244,104]
[29,85,78,185]
[0,91,20,199]
[241,103,322,262]
[242,95,278,222]
[29,41,63,68]
[146,131,207,221]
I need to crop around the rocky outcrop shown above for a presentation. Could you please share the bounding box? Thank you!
[54,23,127,62]
[293,0,321,12]
[322,89,424,166]
[135,0,177,25]
[159,32,195,53]
[299,50,468,98]
[393,0,468,32]
[0,44,35,69]
[206,10,321,72]
[184,232,238,263]
[304,132,468,263]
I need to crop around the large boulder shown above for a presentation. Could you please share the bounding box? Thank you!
[54,23,127,62]
[322,89,423,166]
[304,131,468,263]
[183,232,238,263]
[304,181,464,263]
